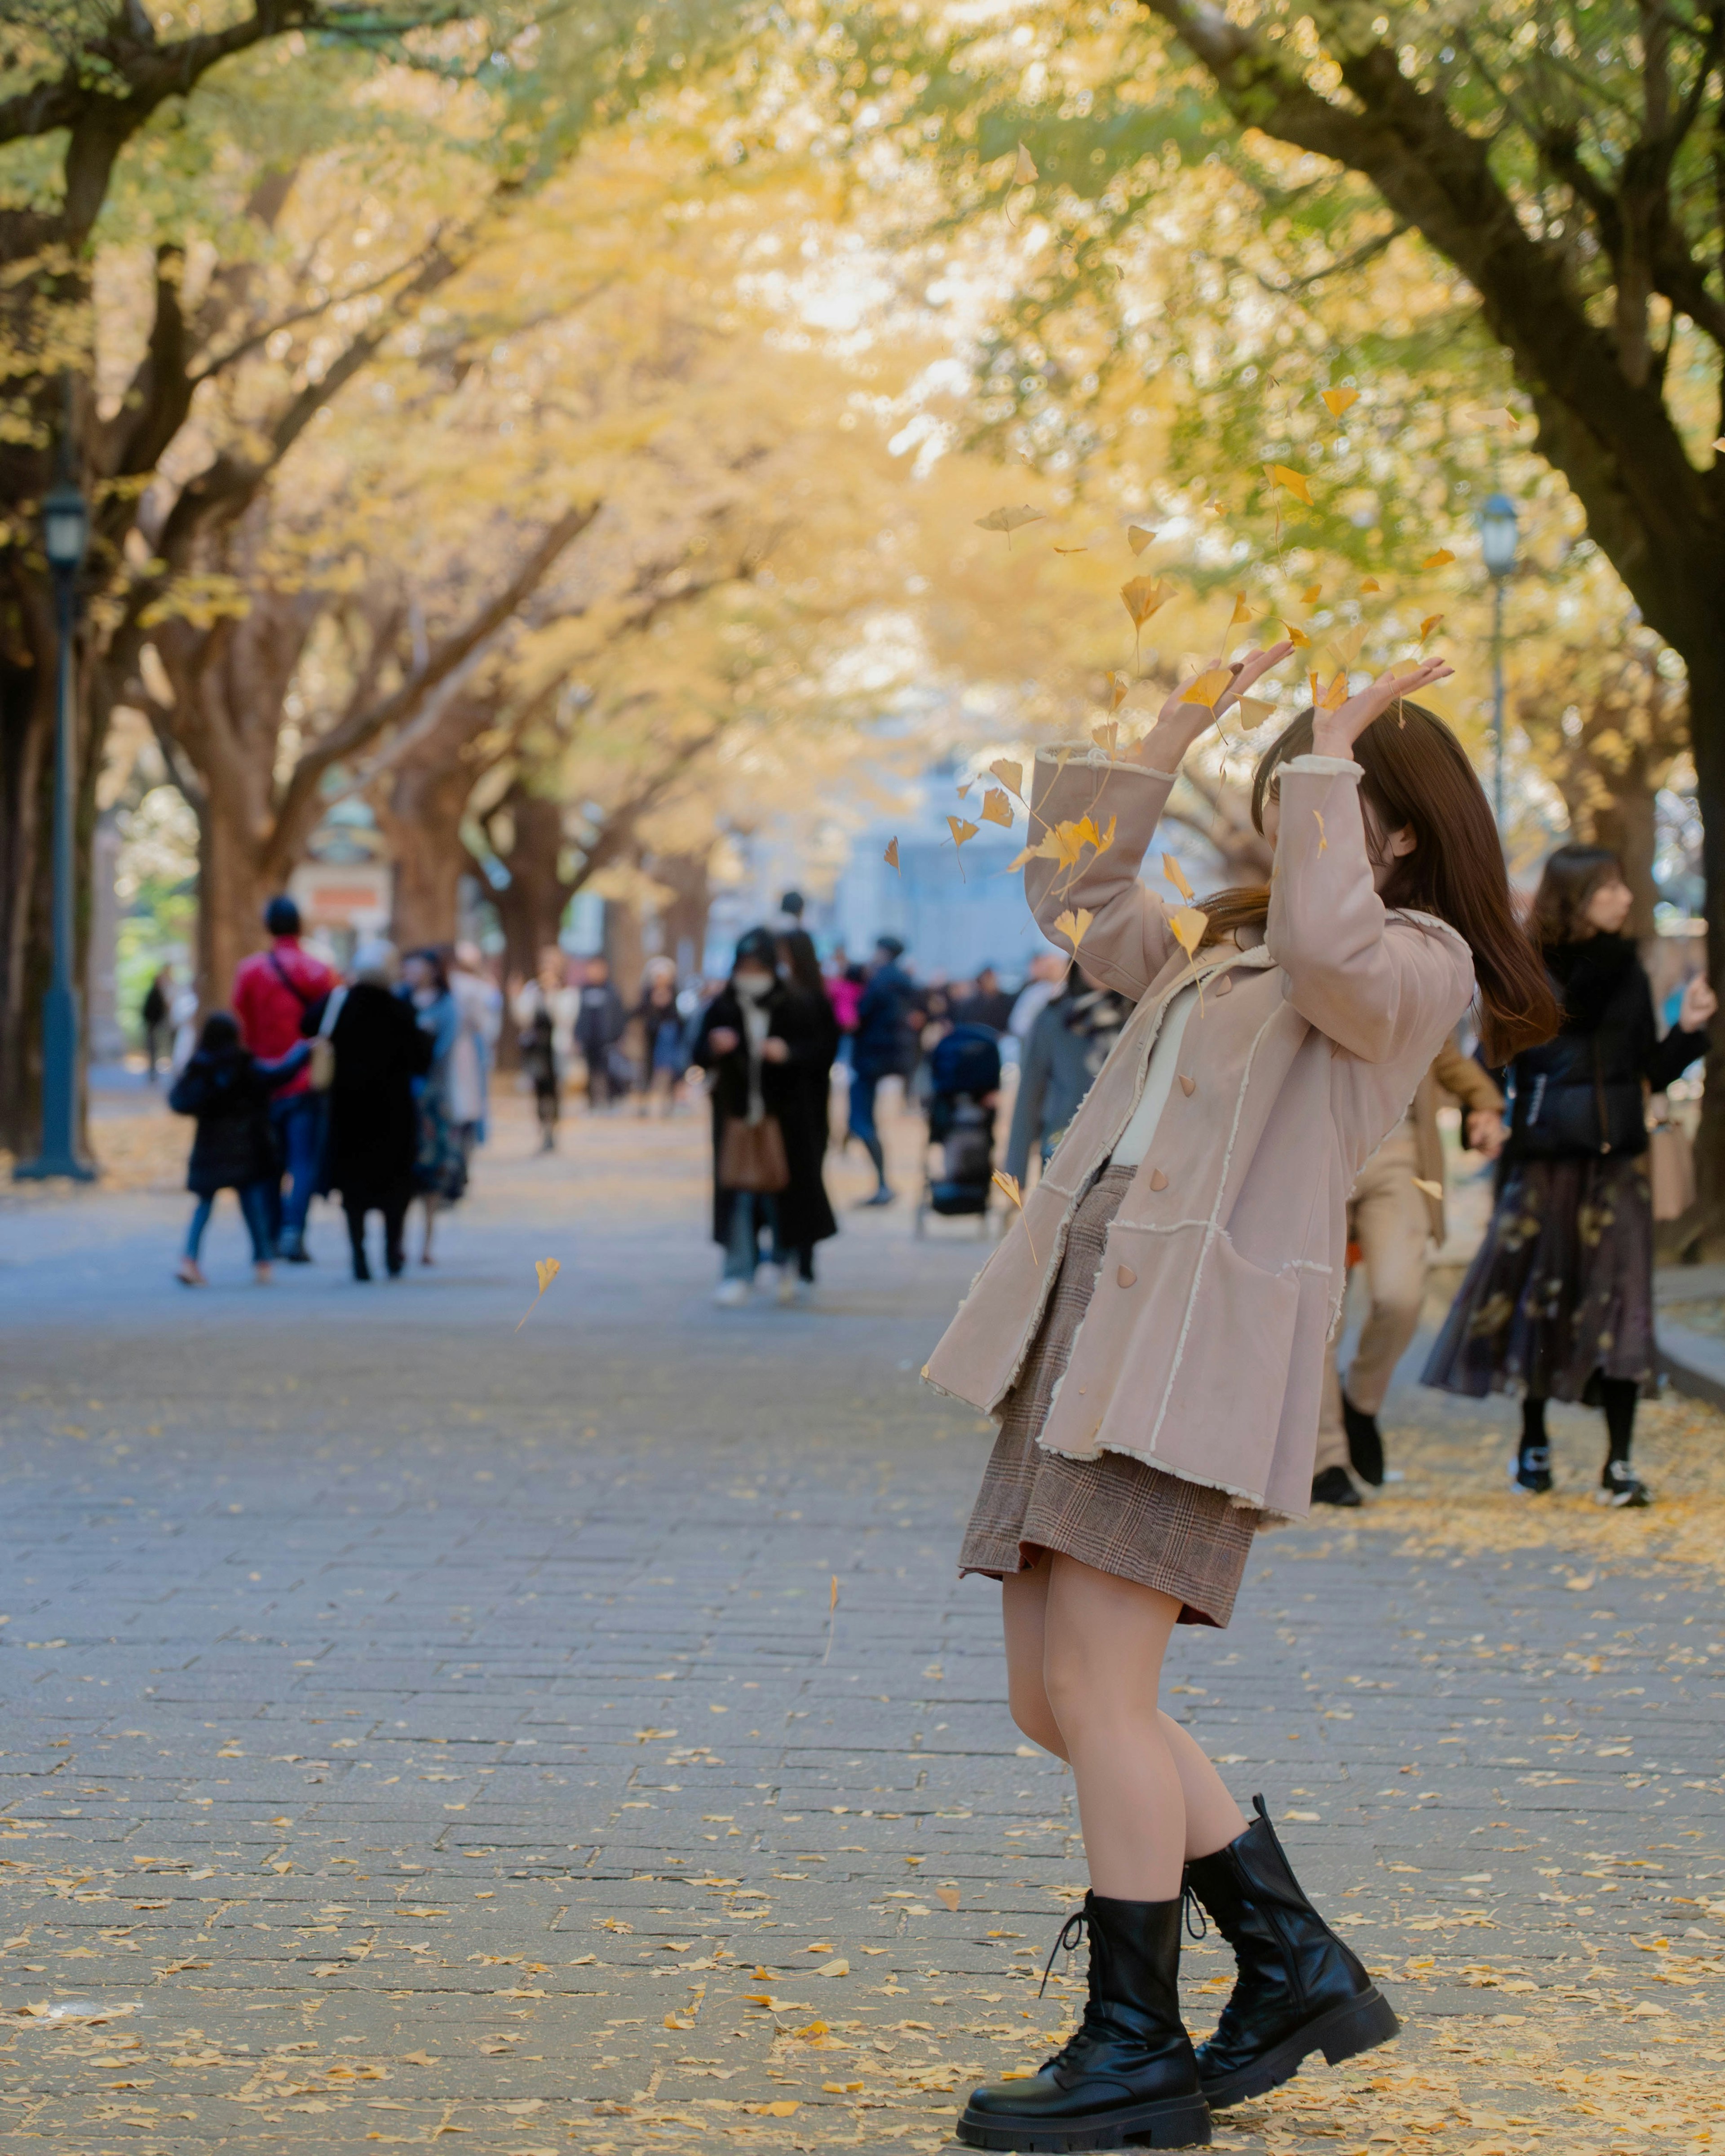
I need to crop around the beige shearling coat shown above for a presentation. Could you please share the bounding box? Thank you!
[921,744,1476,1521]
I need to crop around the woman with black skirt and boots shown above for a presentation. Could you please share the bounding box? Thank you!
[921,649,1557,2152]
[1424,843,1713,1505]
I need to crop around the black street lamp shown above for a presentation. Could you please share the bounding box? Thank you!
[15,473,96,1182]
[1476,491,1520,831]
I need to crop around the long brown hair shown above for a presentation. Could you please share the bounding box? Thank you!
[1196,701,1558,1062]
[1529,843,1623,949]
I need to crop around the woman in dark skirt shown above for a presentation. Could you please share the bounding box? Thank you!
[1424,843,1713,1505]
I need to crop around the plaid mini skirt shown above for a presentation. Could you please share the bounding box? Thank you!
[959,1162,1258,1628]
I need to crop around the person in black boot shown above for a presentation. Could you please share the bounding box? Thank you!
[1183,1795,1398,2108]
[958,1893,1210,2152]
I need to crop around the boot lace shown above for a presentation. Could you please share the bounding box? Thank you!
[1038,1907,1088,1997]
[1181,1881,1208,1941]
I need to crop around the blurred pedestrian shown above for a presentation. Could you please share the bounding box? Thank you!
[1003,962,1131,1186]
[1007,949,1068,1045]
[1424,843,1714,1507]
[635,957,688,1116]
[305,940,432,1281]
[232,895,338,1264]
[575,956,627,1109]
[847,934,921,1206]
[168,1013,309,1287]
[692,928,837,1306]
[825,944,863,1040]
[954,963,1016,1034]
[449,941,503,1152]
[521,1006,561,1150]
[402,947,467,1265]
[141,965,172,1079]
[168,977,200,1077]
[775,927,841,1295]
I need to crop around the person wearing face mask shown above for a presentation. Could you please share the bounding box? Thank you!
[691,928,838,1307]
[1424,843,1714,1507]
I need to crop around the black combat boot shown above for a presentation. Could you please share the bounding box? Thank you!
[1341,1389,1384,1486]
[1184,1796,1398,2108]
[956,1892,1210,2152]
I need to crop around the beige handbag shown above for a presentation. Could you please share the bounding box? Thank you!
[309,987,345,1093]
[719,1113,790,1193]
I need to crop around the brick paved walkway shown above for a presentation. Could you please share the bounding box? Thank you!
[1,1099,1721,2153]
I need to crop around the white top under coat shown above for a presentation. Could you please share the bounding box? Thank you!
[1109,978,1200,1168]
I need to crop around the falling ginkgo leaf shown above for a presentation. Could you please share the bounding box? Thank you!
[1420,548,1456,569]
[1228,591,1253,626]
[1360,576,1381,593]
[1320,386,1359,417]
[1265,463,1314,505]
[1283,621,1312,648]
[956,779,973,797]
[989,757,1024,800]
[1183,666,1234,711]
[884,837,899,871]
[1163,851,1195,901]
[1419,613,1445,642]
[1053,543,1088,554]
[1127,524,1156,554]
[991,1169,1039,1263]
[1300,584,1322,603]
[1091,720,1119,757]
[1014,141,1039,185]
[515,1257,562,1332]
[1120,576,1172,628]
[1314,809,1327,854]
[1412,1177,1444,1200]
[1237,694,1276,726]
[1318,670,1349,710]
[1053,906,1095,952]
[1168,906,1207,959]
[980,787,1014,828]
[1715,437,1725,453]
[1328,623,1368,669]
[975,505,1046,545]
[948,816,980,878]
[1105,670,1130,712]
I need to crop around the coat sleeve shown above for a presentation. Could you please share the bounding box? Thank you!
[1022,747,1181,1003]
[1646,1015,1709,1091]
[1004,1013,1053,1184]
[1432,1039,1503,1114]
[257,1042,312,1090]
[1267,758,1475,1065]
[167,1065,208,1117]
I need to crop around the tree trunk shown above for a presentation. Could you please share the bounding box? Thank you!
[380,761,473,950]
[489,787,573,983]
[653,851,711,978]
[197,801,270,1012]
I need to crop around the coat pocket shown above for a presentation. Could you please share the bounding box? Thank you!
[1148,1232,1302,1488]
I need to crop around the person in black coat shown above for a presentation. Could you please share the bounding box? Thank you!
[302,940,433,1281]
[775,927,841,1293]
[168,1012,309,1286]
[847,935,922,1205]
[691,927,838,1307]
[1425,844,1715,1506]
[1003,965,1132,1185]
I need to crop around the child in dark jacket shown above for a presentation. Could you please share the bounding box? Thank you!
[168,1012,310,1285]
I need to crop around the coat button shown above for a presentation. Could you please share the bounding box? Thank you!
[1214,974,1233,996]
[1116,1264,1137,1288]
[1178,1074,1196,1096]
[1149,1168,1168,1191]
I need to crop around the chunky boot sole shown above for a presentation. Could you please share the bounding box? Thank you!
[955,2090,1212,2151]
[1201,1986,1399,2109]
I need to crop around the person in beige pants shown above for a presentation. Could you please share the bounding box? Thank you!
[1312,1043,1504,1504]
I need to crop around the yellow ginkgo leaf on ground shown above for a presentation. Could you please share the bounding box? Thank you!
[515,1258,563,1333]
[824,1573,839,1665]
[980,787,1014,828]
[936,1887,961,1911]
[1053,906,1095,952]
[989,757,1024,799]
[948,816,980,879]
[1127,524,1156,555]
[1014,141,1038,185]
[1420,548,1456,569]
[1360,576,1381,593]
[1183,667,1234,710]
[884,837,899,871]
[1419,613,1445,642]
[1120,575,1172,628]
[1168,906,1208,959]
[976,505,1046,542]
[1320,386,1359,417]
[1265,463,1314,505]
[1162,852,1195,901]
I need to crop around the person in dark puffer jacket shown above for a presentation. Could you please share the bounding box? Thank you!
[1424,843,1714,1505]
[168,1013,310,1286]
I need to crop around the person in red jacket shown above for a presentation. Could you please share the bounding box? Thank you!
[232,896,337,1262]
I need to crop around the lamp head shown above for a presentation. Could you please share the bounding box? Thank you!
[1477,490,1519,579]
[43,479,89,574]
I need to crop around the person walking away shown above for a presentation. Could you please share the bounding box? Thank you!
[1310,1043,1506,1506]
[1007,950,1070,1051]
[1003,962,1131,1188]
[168,977,200,1076]
[954,963,1017,1034]
[447,941,502,1156]
[692,929,837,1306]
[825,945,863,1046]
[920,649,1557,2150]
[306,941,433,1281]
[847,935,921,1206]
[635,957,688,1116]
[141,966,172,1079]
[232,896,338,1263]
[402,948,467,1265]
[168,1014,309,1286]
[1423,843,1714,1507]
[575,957,628,1110]
[775,927,841,1297]
[521,1007,561,1150]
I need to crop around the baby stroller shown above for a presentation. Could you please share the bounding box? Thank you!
[915,1021,1002,1238]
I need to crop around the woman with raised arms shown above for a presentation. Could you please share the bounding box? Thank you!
[925,647,1557,2152]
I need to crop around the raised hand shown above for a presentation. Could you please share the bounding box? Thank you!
[1311,658,1454,759]
[1132,639,1296,770]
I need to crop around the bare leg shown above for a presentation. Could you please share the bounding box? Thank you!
[1041,1554,1185,1900]
[420,1194,438,1264]
[1002,1557,1246,1864]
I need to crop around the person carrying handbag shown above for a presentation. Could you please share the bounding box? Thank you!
[691,928,836,1307]
[1424,844,1714,1506]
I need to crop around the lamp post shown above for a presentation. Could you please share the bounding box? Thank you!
[15,473,96,1182]
[1477,490,1520,831]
